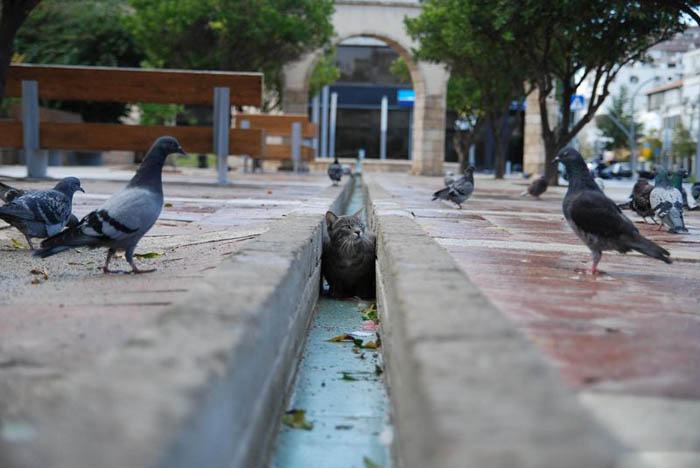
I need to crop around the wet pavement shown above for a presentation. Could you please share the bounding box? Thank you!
[368,173,700,465]
[0,170,329,421]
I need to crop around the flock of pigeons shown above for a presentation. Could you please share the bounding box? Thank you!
[431,148,696,274]
[1,141,695,277]
[0,136,185,273]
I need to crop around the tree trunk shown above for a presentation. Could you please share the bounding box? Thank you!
[453,131,468,172]
[0,1,41,104]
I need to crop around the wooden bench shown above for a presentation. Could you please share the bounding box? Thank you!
[0,64,265,184]
[234,113,316,171]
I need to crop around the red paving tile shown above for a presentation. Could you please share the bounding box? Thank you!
[371,173,700,400]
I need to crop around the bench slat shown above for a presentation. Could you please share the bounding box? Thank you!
[5,64,263,106]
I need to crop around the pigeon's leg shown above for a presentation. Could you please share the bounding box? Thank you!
[23,234,34,250]
[126,247,156,274]
[590,250,603,275]
[102,248,120,274]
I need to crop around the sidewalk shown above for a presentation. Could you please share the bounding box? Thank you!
[367,172,700,468]
[0,171,329,426]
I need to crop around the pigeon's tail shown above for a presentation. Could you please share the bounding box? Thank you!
[33,225,95,258]
[628,234,672,264]
[432,187,450,201]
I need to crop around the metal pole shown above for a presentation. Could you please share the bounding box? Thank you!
[695,100,700,180]
[240,119,251,173]
[380,95,388,160]
[468,144,476,167]
[311,94,320,158]
[291,122,302,173]
[408,107,413,160]
[22,80,45,178]
[321,85,330,158]
[213,87,230,185]
[329,92,338,159]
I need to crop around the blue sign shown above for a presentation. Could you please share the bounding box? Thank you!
[397,89,415,107]
[570,94,585,111]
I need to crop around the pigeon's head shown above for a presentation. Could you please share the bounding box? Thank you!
[464,166,475,175]
[553,147,588,173]
[54,177,84,195]
[154,136,186,158]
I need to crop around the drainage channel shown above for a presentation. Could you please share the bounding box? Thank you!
[271,176,391,468]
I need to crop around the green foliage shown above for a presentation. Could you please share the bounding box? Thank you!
[389,57,411,84]
[672,122,696,159]
[309,48,340,97]
[14,0,144,122]
[138,103,183,126]
[125,0,335,108]
[596,85,644,150]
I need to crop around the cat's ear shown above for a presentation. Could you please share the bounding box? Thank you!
[352,208,364,219]
[325,211,338,228]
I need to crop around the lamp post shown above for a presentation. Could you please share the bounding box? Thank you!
[628,76,661,177]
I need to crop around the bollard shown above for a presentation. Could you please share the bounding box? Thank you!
[240,119,251,173]
[213,87,230,185]
[291,122,302,173]
[22,80,46,178]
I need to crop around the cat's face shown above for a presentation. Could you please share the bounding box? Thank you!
[326,210,369,245]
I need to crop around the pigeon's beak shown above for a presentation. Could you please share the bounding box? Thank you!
[176,146,186,156]
[79,187,85,193]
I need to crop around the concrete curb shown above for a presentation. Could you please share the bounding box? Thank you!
[1,180,354,468]
[364,180,623,468]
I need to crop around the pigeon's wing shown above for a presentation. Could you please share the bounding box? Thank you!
[79,187,161,241]
[0,191,68,224]
[569,190,638,239]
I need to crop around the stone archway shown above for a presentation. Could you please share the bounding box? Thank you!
[282,1,449,176]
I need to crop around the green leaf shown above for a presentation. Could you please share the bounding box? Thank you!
[10,238,24,249]
[341,372,357,381]
[134,252,163,259]
[363,456,382,468]
[282,409,313,430]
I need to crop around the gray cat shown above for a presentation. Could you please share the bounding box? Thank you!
[322,209,376,299]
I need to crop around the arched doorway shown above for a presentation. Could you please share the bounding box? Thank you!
[282,1,449,176]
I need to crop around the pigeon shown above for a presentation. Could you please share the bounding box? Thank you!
[521,175,548,198]
[432,166,475,209]
[0,177,84,249]
[34,136,185,273]
[327,156,343,186]
[554,148,671,274]
[444,171,456,186]
[691,182,700,202]
[618,178,656,223]
[1,180,80,228]
[671,169,698,211]
[651,167,687,233]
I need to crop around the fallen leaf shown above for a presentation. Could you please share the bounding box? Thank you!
[341,372,357,381]
[328,334,353,343]
[282,409,313,430]
[134,252,163,259]
[30,268,49,280]
[375,364,383,375]
[363,456,381,468]
[360,303,378,323]
[164,203,173,208]
[363,341,379,349]
[10,238,24,249]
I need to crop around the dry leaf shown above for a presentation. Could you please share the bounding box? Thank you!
[30,268,49,280]
[282,409,313,430]
[10,238,24,249]
[134,252,163,259]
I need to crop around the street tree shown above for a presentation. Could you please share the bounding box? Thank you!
[125,0,334,110]
[596,85,644,154]
[13,0,144,122]
[672,122,696,165]
[406,0,529,178]
[497,0,687,183]
[0,0,41,104]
